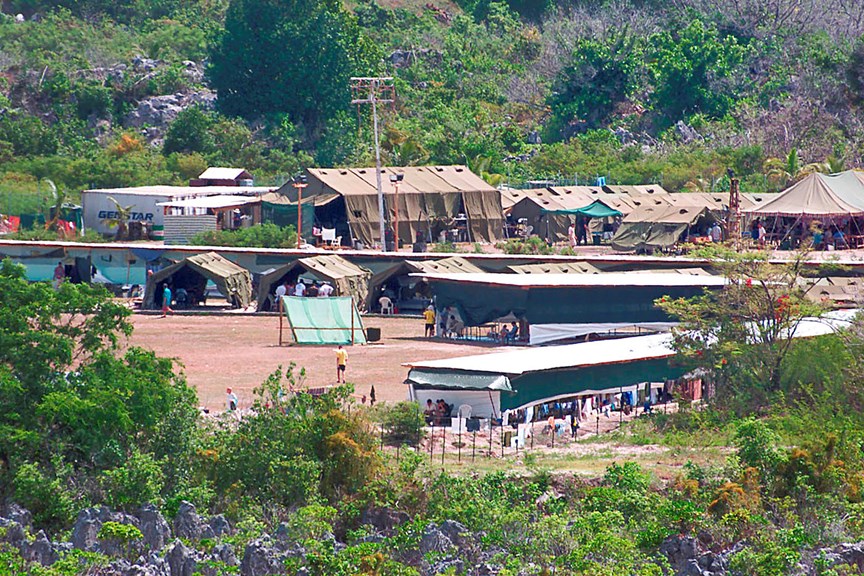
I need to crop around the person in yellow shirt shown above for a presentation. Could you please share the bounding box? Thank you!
[423,305,436,337]
[335,345,348,383]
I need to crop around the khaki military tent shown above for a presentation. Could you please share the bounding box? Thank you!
[405,256,485,274]
[507,261,603,274]
[745,171,864,217]
[611,206,716,252]
[256,254,371,311]
[285,165,503,246]
[144,252,252,309]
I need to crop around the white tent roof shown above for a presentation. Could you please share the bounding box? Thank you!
[198,167,251,180]
[404,309,857,376]
[411,272,728,288]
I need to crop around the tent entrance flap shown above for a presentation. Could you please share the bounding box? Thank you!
[407,369,512,391]
[281,296,366,345]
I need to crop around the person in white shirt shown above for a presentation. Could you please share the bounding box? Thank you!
[274,281,289,311]
[710,222,723,243]
[294,281,306,297]
[318,282,333,297]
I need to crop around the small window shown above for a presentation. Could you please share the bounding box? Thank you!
[352,210,363,218]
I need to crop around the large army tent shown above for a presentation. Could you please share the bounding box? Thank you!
[257,254,371,311]
[611,206,716,252]
[745,171,864,217]
[284,165,504,246]
[144,252,252,309]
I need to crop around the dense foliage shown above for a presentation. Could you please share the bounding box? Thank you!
[1,0,864,206]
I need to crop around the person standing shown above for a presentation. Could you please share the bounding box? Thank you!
[294,281,306,297]
[568,222,577,249]
[335,345,348,383]
[53,261,66,290]
[424,305,436,337]
[274,280,289,311]
[161,284,174,317]
[226,387,238,411]
[318,282,333,297]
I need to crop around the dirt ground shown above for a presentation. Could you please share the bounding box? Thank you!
[127,313,508,412]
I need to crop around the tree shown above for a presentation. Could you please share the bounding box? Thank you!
[0,259,199,526]
[210,0,380,135]
[647,20,749,128]
[656,246,830,412]
[163,106,216,156]
[548,30,644,135]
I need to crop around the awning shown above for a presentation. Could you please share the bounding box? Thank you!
[406,369,512,391]
[541,200,622,218]
[157,195,260,209]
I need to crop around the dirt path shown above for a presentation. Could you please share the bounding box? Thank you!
[127,314,508,411]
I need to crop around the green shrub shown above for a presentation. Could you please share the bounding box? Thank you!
[101,449,165,510]
[189,223,297,249]
[376,401,425,446]
[12,463,76,529]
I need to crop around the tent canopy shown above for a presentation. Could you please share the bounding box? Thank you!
[745,171,864,217]
[281,295,366,345]
[541,200,622,218]
[256,254,371,311]
[144,252,253,309]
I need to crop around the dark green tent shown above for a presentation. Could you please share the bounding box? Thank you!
[541,200,622,219]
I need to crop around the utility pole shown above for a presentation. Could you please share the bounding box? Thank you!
[351,77,395,252]
[727,169,741,251]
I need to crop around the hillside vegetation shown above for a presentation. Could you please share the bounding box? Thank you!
[1,0,864,207]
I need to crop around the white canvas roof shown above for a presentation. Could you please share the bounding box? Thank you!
[411,272,728,288]
[404,309,857,376]
[198,167,252,180]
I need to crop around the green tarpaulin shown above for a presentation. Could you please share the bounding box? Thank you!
[281,295,366,345]
[541,200,622,219]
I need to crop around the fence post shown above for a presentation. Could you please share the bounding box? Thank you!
[530,421,534,449]
[457,419,462,463]
[596,415,600,436]
[488,423,492,457]
[441,426,446,466]
[472,430,476,463]
[429,424,434,463]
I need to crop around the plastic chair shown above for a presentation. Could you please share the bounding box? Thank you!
[379,297,393,315]
[457,404,473,419]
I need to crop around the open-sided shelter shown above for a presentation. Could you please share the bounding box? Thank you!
[144,252,252,309]
[256,254,371,311]
[404,309,856,417]
[281,165,503,247]
[611,206,716,252]
[745,171,864,218]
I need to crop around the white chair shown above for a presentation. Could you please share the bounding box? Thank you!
[379,296,393,314]
[457,404,473,419]
[321,228,336,245]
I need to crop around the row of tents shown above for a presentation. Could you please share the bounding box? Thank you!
[141,252,490,313]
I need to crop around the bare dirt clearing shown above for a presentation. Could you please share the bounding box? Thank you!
[128,313,508,411]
